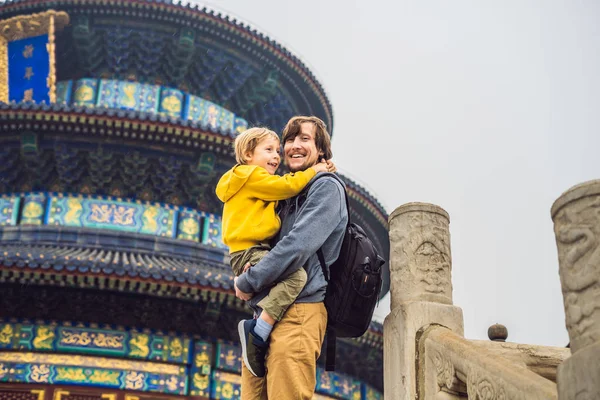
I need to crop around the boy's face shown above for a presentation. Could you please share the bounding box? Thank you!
[245,136,281,175]
[284,122,321,172]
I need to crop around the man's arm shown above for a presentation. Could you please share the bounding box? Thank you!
[235,177,346,293]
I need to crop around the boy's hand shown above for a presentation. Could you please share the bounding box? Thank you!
[234,276,253,301]
[312,160,329,174]
[325,159,337,173]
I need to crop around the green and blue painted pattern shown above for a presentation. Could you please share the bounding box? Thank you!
[177,209,202,242]
[0,321,382,399]
[20,193,46,225]
[55,80,73,105]
[189,340,213,397]
[159,87,185,118]
[316,367,363,400]
[0,321,192,365]
[71,78,98,107]
[0,192,227,247]
[210,370,241,400]
[363,384,383,400]
[57,78,248,135]
[0,196,20,226]
[0,361,188,395]
[97,80,160,113]
[234,117,248,135]
[202,213,227,250]
[46,195,178,238]
[184,96,236,133]
[215,342,241,374]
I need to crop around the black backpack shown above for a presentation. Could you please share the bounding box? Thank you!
[300,174,386,371]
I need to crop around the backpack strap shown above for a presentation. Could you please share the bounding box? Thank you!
[304,173,351,283]
[307,173,348,372]
[317,248,329,282]
[298,173,351,225]
[318,248,337,371]
[325,328,336,371]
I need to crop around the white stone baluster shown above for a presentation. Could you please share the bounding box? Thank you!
[552,179,600,400]
[384,203,464,400]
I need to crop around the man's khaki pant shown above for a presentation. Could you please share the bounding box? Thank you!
[241,302,328,400]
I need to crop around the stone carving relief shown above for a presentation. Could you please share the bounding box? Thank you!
[389,204,452,307]
[429,349,526,400]
[466,369,514,400]
[553,195,600,353]
[432,350,457,391]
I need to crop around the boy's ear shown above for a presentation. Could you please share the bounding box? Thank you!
[244,151,253,162]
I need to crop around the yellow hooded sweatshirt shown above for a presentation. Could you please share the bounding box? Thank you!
[215,164,316,253]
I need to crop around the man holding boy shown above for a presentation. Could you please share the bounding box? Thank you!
[234,116,348,400]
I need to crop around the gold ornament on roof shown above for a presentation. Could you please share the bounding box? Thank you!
[74,84,94,102]
[23,201,43,219]
[169,337,184,358]
[0,325,13,344]
[33,326,55,350]
[0,10,69,42]
[162,94,182,113]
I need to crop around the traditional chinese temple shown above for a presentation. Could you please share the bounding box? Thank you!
[0,1,389,399]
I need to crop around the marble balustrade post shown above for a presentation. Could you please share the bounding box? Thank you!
[552,180,600,400]
[384,203,463,400]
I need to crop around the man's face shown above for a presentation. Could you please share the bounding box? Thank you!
[284,122,321,172]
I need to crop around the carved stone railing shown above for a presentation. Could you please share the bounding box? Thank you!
[384,200,576,399]
[420,327,559,399]
[552,179,600,399]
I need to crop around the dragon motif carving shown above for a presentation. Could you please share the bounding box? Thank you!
[553,193,600,352]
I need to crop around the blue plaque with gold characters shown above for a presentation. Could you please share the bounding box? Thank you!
[0,10,69,104]
[8,35,50,103]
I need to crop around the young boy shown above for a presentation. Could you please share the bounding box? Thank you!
[215,127,334,377]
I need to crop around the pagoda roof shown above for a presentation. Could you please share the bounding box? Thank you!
[0,225,231,287]
[0,99,239,141]
[0,0,334,133]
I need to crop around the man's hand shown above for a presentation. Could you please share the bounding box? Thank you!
[243,262,252,273]
[234,276,253,301]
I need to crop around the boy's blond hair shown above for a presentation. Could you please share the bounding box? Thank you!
[234,127,280,164]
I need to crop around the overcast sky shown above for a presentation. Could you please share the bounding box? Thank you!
[196,0,599,347]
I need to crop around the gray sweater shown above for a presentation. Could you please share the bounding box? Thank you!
[235,173,348,312]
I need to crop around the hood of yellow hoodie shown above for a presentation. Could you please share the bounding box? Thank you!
[215,164,259,202]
